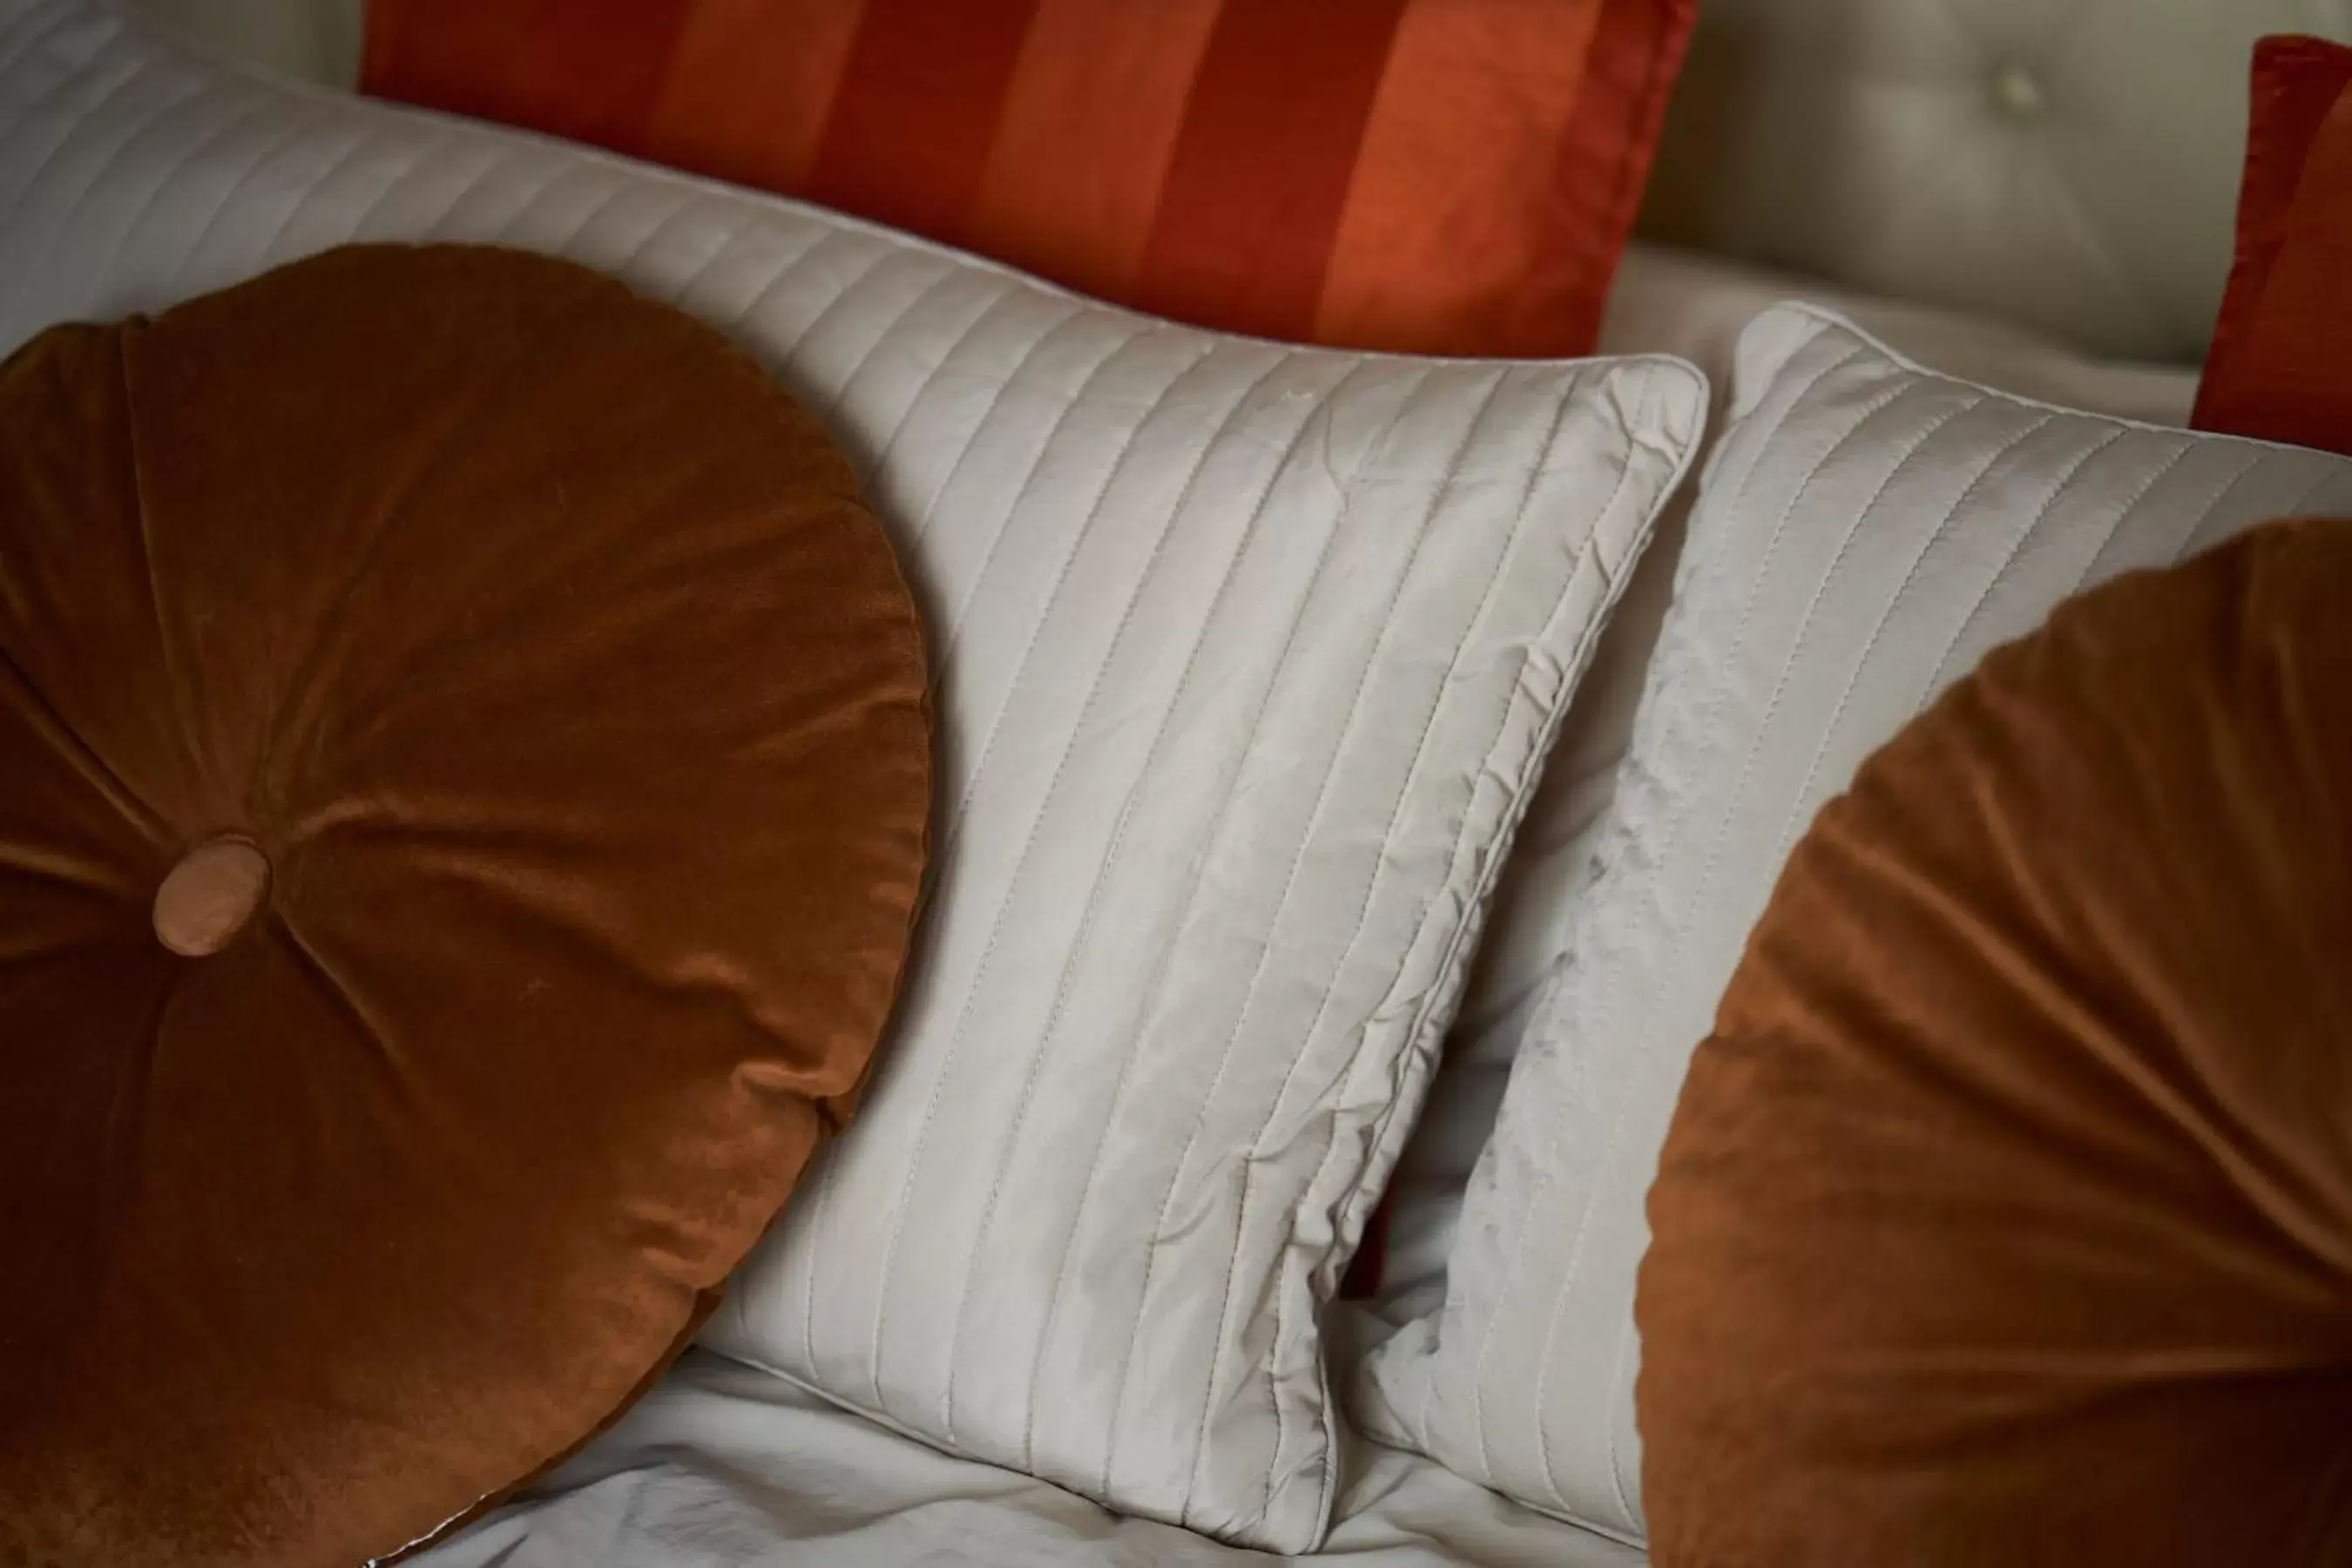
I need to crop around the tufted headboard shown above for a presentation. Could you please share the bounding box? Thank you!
[1642,0,2352,362]
[126,0,2352,364]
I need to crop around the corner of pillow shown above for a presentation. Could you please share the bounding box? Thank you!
[1588,358,1713,532]
[1342,1304,1448,1456]
[1730,302,1862,416]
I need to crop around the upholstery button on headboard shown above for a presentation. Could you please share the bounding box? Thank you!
[1639,0,2352,363]
[1987,60,2047,121]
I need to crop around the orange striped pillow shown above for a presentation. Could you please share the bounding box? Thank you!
[362,0,1695,358]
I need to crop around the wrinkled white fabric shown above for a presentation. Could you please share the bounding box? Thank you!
[0,3,1704,1549]
[1372,242,2202,1324]
[1355,304,2352,1543]
[412,1351,1642,1568]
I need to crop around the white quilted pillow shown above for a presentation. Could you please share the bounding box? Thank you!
[0,2,1706,1550]
[1352,301,2352,1543]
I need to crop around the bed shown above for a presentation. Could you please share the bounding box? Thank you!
[19,2,2339,1563]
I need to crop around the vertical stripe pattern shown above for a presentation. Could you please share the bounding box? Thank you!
[1315,0,1608,353]
[361,0,1698,358]
[1125,0,1409,343]
[805,0,1044,239]
[642,0,872,193]
[364,0,696,152]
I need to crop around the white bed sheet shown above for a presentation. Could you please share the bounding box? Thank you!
[411,1352,1640,1568]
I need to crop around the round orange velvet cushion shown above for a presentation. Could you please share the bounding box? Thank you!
[1638,517,2352,1567]
[0,245,930,1566]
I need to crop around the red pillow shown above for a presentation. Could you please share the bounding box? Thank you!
[361,0,1695,359]
[2193,36,2352,454]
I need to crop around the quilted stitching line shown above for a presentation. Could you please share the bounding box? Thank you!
[816,259,973,425]
[2068,445,2261,594]
[1270,371,1674,1542]
[249,127,370,265]
[538,173,670,276]
[0,56,186,328]
[1544,386,1979,1529]
[0,0,73,72]
[476,159,627,251]
[2184,461,2350,559]
[1559,506,2352,1395]
[2028,445,2278,693]
[783,301,1085,1389]
[1591,399,2084,1520]
[933,322,1157,657]
[1443,523,1646,1538]
[1390,334,1857,1470]
[0,1,112,154]
[598,186,712,294]
[410,145,547,252]
[1680,340,1871,553]
[1319,402,1686,1466]
[744,228,896,353]
[905,301,1090,548]
[855,282,1027,492]
[1585,415,2271,1529]
[1098,368,1515,1504]
[1281,400,1631,1539]
[298,135,445,261]
[2151,449,2289,568]
[1020,363,1436,1497]
[862,331,1215,1421]
[161,100,336,294]
[1375,529,1646,1518]
[1924,432,2183,692]
[1462,374,1926,1502]
[1295,368,1650,1315]
[1185,362,1608,1523]
[79,93,282,309]
[1764,409,2058,866]
[1015,362,1415,1477]
[1411,981,1558,1456]
[651,204,764,308]
[0,2,93,145]
[768,247,940,416]
[675,219,846,343]
[1453,359,1926,1497]
[795,1123,844,1382]
[935,350,1292,1445]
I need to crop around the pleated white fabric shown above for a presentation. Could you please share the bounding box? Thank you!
[1354,303,2352,1543]
[0,3,1707,1548]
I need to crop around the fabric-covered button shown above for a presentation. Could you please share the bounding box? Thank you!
[1990,59,2049,120]
[152,837,270,957]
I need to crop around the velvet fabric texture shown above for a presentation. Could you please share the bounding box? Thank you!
[359,0,1696,359]
[1636,517,2352,1566]
[2193,36,2352,455]
[0,244,931,1567]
